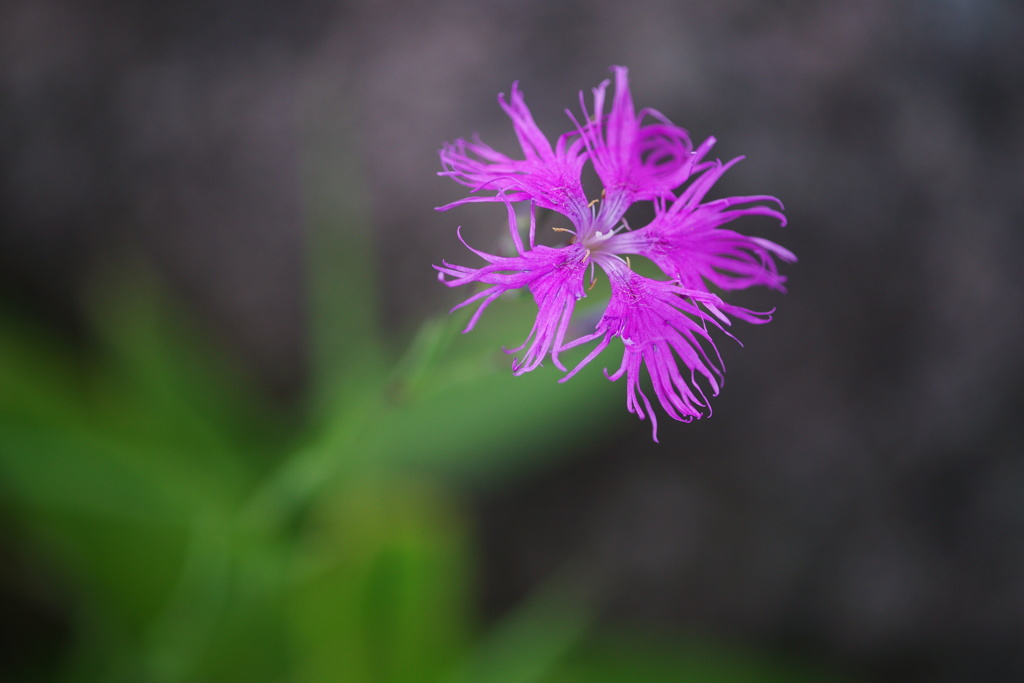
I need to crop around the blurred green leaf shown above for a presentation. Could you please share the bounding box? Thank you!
[84,262,287,469]
[248,293,627,530]
[180,532,292,683]
[0,424,196,525]
[287,477,472,683]
[0,306,90,433]
[361,295,628,482]
[0,271,295,681]
[445,567,596,683]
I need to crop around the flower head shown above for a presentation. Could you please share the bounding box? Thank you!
[435,67,793,441]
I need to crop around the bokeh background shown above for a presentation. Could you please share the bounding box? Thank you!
[2,0,1024,681]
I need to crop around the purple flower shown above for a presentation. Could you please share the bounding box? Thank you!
[435,67,794,441]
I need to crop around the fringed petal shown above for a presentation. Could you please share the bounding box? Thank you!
[438,83,591,226]
[607,158,793,292]
[435,242,590,373]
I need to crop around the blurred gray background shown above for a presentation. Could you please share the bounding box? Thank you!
[2,0,1023,681]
